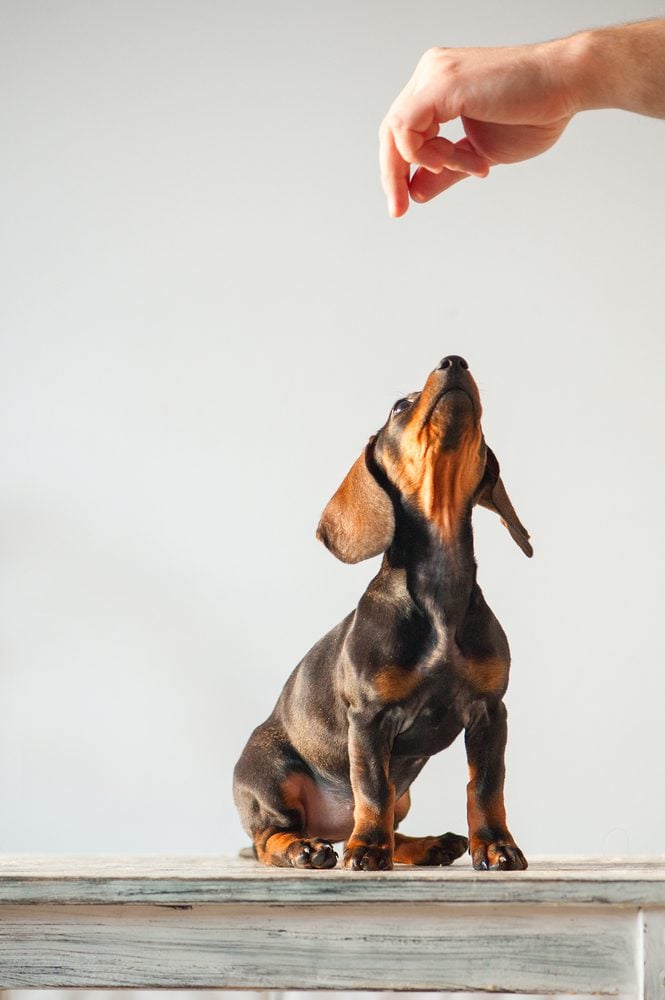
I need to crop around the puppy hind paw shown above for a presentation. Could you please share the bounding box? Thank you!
[393,831,468,866]
[423,832,469,866]
[287,839,338,869]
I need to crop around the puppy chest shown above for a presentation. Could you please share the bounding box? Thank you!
[391,696,464,757]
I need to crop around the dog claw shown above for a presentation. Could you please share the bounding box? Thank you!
[472,841,528,871]
[343,844,393,871]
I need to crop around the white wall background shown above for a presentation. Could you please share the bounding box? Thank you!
[1,0,664,858]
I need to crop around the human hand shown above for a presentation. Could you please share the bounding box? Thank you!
[379,39,580,217]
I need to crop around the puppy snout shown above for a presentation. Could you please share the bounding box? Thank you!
[437,355,469,372]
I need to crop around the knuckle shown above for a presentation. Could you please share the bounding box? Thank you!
[420,45,449,69]
[421,45,443,64]
[384,110,403,133]
[420,45,458,81]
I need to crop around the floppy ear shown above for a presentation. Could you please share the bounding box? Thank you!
[316,438,395,564]
[475,446,533,557]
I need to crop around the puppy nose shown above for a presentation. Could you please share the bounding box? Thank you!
[438,355,469,371]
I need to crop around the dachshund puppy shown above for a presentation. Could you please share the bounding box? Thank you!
[234,355,531,871]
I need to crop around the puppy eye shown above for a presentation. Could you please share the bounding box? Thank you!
[392,397,412,416]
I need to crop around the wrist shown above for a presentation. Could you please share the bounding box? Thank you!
[552,21,665,116]
[545,29,613,115]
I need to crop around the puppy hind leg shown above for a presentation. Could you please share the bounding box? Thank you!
[234,722,339,870]
[391,788,468,866]
[250,779,338,869]
[256,828,338,869]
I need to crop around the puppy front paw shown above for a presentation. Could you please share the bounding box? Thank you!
[471,838,527,871]
[343,843,393,871]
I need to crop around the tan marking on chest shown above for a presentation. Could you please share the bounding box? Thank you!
[464,655,509,695]
[373,665,422,702]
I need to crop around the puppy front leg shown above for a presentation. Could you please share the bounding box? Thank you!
[464,700,527,871]
[343,707,395,871]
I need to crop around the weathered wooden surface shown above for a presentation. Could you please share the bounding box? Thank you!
[644,907,665,1000]
[1,854,665,905]
[0,855,663,995]
[0,902,638,992]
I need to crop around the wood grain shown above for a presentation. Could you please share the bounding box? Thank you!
[643,908,665,1000]
[0,855,663,994]
[0,902,637,992]
[1,854,665,905]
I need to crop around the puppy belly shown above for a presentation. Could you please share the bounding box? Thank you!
[306,797,355,841]
[285,772,355,842]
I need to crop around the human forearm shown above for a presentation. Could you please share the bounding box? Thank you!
[559,19,665,119]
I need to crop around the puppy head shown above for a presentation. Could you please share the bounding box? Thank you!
[317,356,532,563]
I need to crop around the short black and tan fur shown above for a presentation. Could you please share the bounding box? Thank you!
[234,356,532,872]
